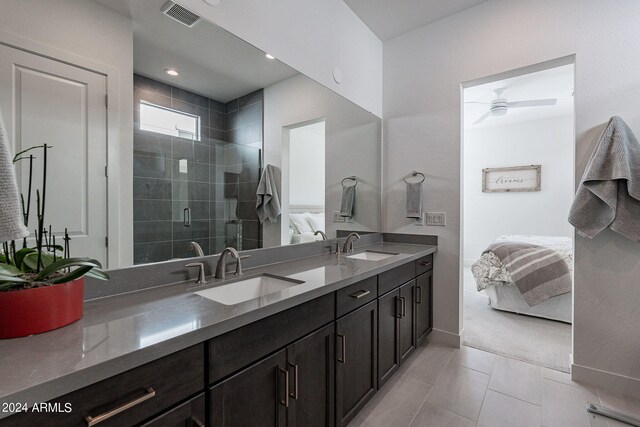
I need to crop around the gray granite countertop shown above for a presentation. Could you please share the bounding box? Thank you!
[0,242,436,416]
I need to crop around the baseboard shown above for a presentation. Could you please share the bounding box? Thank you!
[428,328,462,348]
[572,363,640,396]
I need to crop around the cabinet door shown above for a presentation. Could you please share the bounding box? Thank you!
[286,323,335,427]
[140,394,205,427]
[209,350,287,427]
[377,289,400,387]
[335,300,378,427]
[399,279,416,363]
[415,270,433,344]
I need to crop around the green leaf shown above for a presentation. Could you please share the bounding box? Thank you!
[22,251,55,272]
[49,265,93,284]
[0,282,23,291]
[0,263,22,276]
[34,257,102,281]
[85,268,110,281]
[15,248,35,269]
[0,274,27,283]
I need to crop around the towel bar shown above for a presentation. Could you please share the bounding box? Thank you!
[404,171,425,184]
[341,176,358,187]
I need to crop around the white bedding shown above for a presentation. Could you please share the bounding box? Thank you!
[471,235,573,323]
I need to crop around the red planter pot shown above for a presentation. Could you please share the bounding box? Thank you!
[0,277,84,339]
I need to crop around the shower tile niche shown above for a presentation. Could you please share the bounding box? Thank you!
[133,74,263,264]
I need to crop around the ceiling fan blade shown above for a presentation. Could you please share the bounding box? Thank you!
[464,101,490,104]
[507,99,557,108]
[472,111,491,125]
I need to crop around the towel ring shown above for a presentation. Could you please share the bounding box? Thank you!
[404,171,425,184]
[341,176,358,187]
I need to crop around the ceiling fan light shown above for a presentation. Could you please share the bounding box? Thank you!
[492,108,507,116]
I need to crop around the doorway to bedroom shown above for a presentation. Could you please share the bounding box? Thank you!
[461,58,575,372]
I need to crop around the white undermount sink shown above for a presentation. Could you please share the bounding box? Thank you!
[346,250,399,261]
[194,274,304,306]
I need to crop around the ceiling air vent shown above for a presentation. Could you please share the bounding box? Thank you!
[162,1,201,27]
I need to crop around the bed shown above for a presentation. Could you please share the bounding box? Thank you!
[289,206,325,244]
[471,235,573,323]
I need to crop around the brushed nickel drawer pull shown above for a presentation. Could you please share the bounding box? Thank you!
[279,367,290,407]
[191,416,205,427]
[337,333,346,364]
[288,362,299,399]
[399,296,406,317]
[416,286,422,304]
[84,387,156,426]
[395,297,403,318]
[419,261,431,267]
[349,289,370,299]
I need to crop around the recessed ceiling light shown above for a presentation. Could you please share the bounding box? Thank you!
[165,69,179,76]
[265,54,275,60]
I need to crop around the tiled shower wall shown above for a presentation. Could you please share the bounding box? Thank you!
[133,74,262,264]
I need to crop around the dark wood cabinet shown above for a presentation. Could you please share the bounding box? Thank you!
[415,270,433,344]
[140,394,205,427]
[377,289,400,386]
[209,349,288,427]
[398,279,416,363]
[335,300,378,427]
[286,323,335,427]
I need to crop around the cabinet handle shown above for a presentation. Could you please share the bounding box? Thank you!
[278,367,289,408]
[416,286,422,304]
[190,416,205,427]
[337,333,346,364]
[419,261,432,267]
[288,362,299,399]
[399,296,406,318]
[183,207,191,228]
[84,387,156,426]
[395,297,402,318]
[349,289,370,299]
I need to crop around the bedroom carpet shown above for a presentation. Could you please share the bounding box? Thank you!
[463,269,572,372]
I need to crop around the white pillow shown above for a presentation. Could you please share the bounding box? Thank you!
[289,213,314,234]
[307,213,325,232]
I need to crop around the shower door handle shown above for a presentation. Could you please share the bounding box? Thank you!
[183,208,191,227]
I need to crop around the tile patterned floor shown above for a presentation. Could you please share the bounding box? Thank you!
[348,342,639,427]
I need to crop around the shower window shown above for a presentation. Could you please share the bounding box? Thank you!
[139,101,201,141]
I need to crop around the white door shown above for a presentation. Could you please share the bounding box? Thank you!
[0,44,108,266]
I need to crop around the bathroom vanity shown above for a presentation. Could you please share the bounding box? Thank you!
[0,236,435,427]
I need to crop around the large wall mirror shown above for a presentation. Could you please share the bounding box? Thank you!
[2,0,381,268]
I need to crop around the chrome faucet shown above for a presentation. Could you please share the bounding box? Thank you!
[185,262,208,285]
[314,230,328,240]
[343,232,361,253]
[188,241,205,257]
[215,247,242,279]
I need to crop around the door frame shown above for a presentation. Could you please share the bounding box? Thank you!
[0,29,127,268]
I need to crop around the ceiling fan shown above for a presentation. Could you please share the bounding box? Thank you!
[467,88,557,125]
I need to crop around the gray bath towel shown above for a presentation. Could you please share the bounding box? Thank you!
[406,181,423,219]
[0,110,29,242]
[568,116,640,241]
[340,184,355,217]
[256,164,281,223]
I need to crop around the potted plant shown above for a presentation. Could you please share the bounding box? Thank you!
[0,144,108,339]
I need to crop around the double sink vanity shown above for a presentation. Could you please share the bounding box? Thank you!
[0,233,436,427]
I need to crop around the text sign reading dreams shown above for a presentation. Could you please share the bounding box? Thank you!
[482,165,541,193]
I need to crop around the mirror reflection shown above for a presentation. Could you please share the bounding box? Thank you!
[6,0,381,268]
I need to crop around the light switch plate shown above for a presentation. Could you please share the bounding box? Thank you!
[426,212,446,226]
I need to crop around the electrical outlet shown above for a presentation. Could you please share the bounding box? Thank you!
[332,211,345,223]
[426,212,446,226]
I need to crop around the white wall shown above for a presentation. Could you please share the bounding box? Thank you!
[178,0,383,117]
[0,0,134,268]
[383,0,640,391]
[264,75,381,247]
[463,116,574,262]
[289,123,325,207]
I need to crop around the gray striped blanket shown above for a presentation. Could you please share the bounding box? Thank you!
[484,241,572,306]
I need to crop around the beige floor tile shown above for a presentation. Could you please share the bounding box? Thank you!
[489,356,542,405]
[541,367,597,394]
[597,388,640,419]
[477,390,541,427]
[425,363,490,421]
[409,402,476,427]
[451,346,497,375]
[541,378,599,427]
[401,343,456,385]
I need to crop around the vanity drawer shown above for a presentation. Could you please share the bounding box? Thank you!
[208,293,334,384]
[3,344,204,427]
[336,276,378,318]
[378,262,415,295]
[415,254,434,275]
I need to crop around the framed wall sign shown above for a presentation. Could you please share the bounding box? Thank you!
[482,165,541,192]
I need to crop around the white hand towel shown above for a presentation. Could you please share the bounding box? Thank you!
[0,110,29,242]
